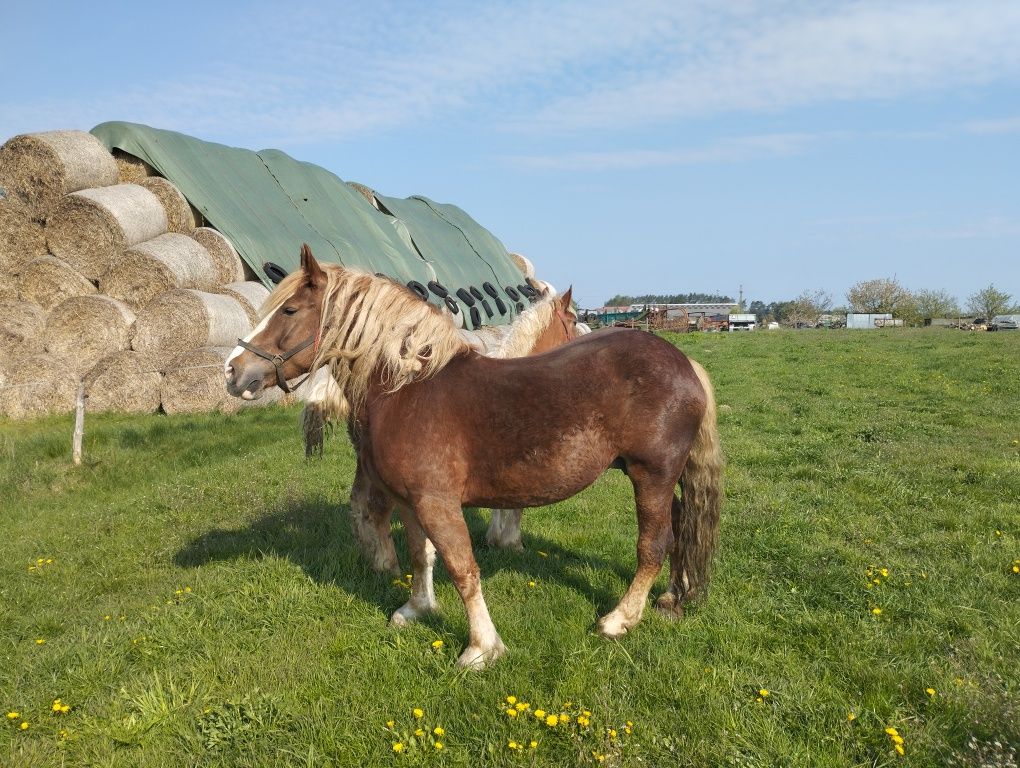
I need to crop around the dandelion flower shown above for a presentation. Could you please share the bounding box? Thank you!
[35,639,45,645]
[895,744,905,756]
[386,720,395,728]
[103,615,111,621]
[880,568,889,577]
[6,712,19,720]
[515,702,528,711]
[413,708,424,719]
[392,742,404,753]
[506,695,516,704]
[609,729,618,739]
[184,586,192,593]
[434,742,443,750]
[415,728,424,738]
[506,708,517,717]
[545,714,558,727]
[891,734,904,745]
[534,709,546,719]
[758,689,770,697]
[926,688,936,697]
[528,581,536,588]
[530,740,538,749]
[848,712,856,722]
[20,722,29,730]
[431,639,444,649]
[434,726,445,736]
[871,607,882,616]
[508,740,519,749]
[885,727,899,737]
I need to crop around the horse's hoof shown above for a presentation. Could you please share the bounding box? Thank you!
[654,592,685,620]
[390,611,410,628]
[456,641,506,670]
[596,614,629,640]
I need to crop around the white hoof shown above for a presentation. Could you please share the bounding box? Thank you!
[596,612,630,640]
[456,639,507,670]
[390,600,435,628]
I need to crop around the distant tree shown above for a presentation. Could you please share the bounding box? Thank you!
[966,284,1013,319]
[786,288,833,327]
[603,293,734,306]
[913,288,960,320]
[748,299,768,319]
[846,277,911,314]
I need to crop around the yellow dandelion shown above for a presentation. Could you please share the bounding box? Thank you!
[37,558,44,564]
[46,559,53,564]
[926,687,936,697]
[880,568,889,577]
[758,689,770,697]
[35,638,45,645]
[528,581,536,588]
[892,734,904,745]
[386,719,395,728]
[434,742,443,750]
[506,695,517,704]
[871,607,882,615]
[184,586,192,593]
[1012,565,1019,574]
[434,726,445,736]
[583,710,592,717]
[51,699,63,712]
[103,615,111,621]
[530,740,538,748]
[848,712,856,722]
[755,697,764,704]
[506,708,517,717]
[415,728,424,738]
[6,712,19,720]
[895,744,905,756]
[995,530,1003,536]
[534,709,546,719]
[20,721,29,730]
[431,639,444,649]
[515,702,528,711]
[609,729,618,739]
[559,713,570,723]
[508,740,518,749]
[885,726,899,737]
[413,708,423,719]
[545,714,558,727]
[392,742,404,753]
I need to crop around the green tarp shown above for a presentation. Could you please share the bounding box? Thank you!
[90,121,528,326]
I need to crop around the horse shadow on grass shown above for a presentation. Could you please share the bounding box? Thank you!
[174,495,639,626]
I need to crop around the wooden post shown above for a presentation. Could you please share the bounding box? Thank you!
[72,380,85,466]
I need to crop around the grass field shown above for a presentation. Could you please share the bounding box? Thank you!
[2,329,1018,767]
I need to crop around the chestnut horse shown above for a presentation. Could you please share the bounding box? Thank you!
[226,246,723,668]
[314,287,580,573]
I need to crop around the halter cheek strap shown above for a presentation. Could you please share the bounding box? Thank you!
[236,331,318,394]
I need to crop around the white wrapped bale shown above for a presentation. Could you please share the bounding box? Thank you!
[18,255,97,310]
[44,294,136,375]
[217,281,270,323]
[84,350,161,414]
[100,233,220,310]
[132,289,251,370]
[191,227,245,284]
[0,130,119,213]
[46,184,168,280]
[139,176,201,233]
[0,354,78,419]
[0,300,47,358]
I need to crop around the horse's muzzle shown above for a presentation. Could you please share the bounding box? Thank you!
[225,364,265,400]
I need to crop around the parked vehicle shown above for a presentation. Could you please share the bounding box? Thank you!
[989,314,1020,331]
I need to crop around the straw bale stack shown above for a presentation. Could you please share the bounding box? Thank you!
[44,294,136,375]
[84,350,161,414]
[140,177,201,233]
[18,255,97,310]
[100,233,219,309]
[0,354,78,419]
[133,289,251,369]
[46,184,168,280]
[0,197,47,275]
[0,300,47,358]
[159,346,239,414]
[0,277,18,302]
[217,281,270,322]
[0,130,118,213]
[112,149,155,184]
[192,227,245,284]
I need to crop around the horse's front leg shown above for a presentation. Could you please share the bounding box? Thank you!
[389,504,439,626]
[485,509,524,551]
[417,499,506,669]
[349,458,400,575]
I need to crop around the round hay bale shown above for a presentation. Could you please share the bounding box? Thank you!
[0,197,47,275]
[84,350,161,414]
[191,227,244,284]
[217,281,270,322]
[139,176,200,234]
[0,300,47,358]
[0,276,18,302]
[0,131,118,214]
[0,353,78,419]
[509,252,535,278]
[133,289,251,370]
[46,184,168,281]
[100,233,219,310]
[17,255,97,310]
[112,149,156,184]
[44,294,136,375]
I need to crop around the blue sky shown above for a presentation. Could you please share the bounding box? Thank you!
[3,1,1019,308]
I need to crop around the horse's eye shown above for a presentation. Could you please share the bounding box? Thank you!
[282,307,298,316]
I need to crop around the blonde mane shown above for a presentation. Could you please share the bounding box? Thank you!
[265,265,469,420]
[472,295,559,359]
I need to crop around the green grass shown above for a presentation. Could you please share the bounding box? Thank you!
[2,329,1018,767]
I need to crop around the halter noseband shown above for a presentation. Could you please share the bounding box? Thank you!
[236,329,319,394]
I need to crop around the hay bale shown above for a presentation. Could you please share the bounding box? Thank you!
[192,227,244,284]
[18,255,97,310]
[159,346,238,414]
[46,184,168,280]
[0,197,47,275]
[0,131,118,213]
[112,149,156,184]
[133,289,251,369]
[84,350,161,414]
[509,252,535,278]
[139,177,201,234]
[100,233,219,310]
[217,281,270,322]
[0,300,47,358]
[0,275,18,302]
[44,295,135,375]
[0,354,78,419]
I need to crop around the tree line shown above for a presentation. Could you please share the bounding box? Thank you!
[604,292,734,306]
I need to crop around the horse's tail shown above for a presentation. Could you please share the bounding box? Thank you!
[663,358,724,612]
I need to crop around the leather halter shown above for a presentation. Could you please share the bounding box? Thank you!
[236,330,318,394]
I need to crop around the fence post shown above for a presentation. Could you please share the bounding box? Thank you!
[72,380,85,466]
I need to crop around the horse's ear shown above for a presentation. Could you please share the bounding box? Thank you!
[559,285,573,311]
[300,243,326,287]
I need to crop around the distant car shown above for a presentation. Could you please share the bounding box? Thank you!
[989,314,1019,331]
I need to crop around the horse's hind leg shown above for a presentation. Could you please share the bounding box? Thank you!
[350,458,399,575]
[485,509,524,551]
[389,505,439,626]
[416,500,506,669]
[597,470,675,639]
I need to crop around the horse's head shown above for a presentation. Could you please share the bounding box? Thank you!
[225,244,326,400]
[532,286,577,354]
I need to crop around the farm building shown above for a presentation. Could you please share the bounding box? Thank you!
[846,312,902,329]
